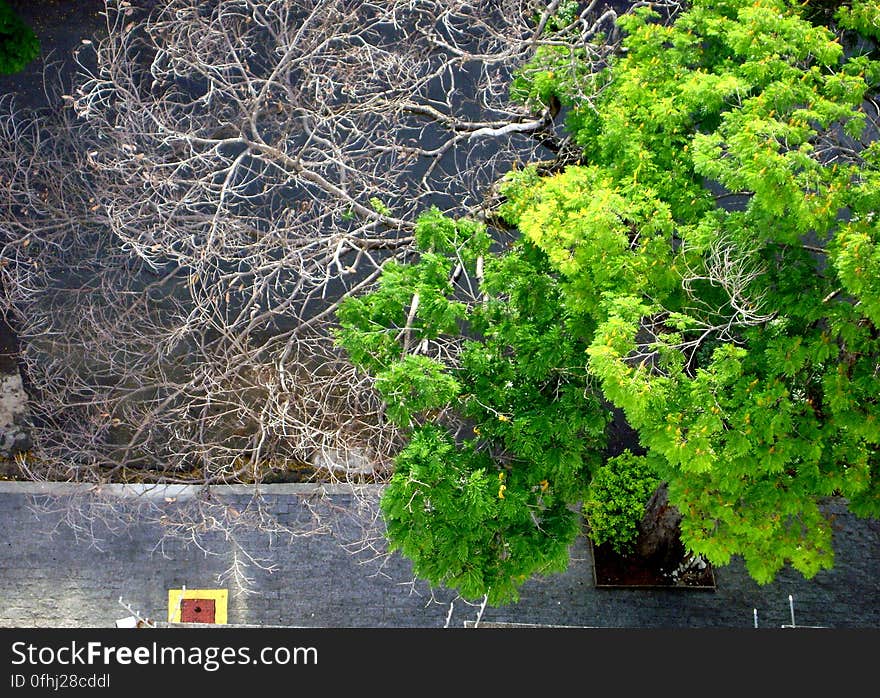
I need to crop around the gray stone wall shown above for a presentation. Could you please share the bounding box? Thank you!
[0,483,878,628]
[0,371,30,459]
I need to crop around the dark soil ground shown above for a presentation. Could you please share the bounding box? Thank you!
[0,316,15,373]
[1,1,107,373]
[591,540,716,589]
[0,0,107,109]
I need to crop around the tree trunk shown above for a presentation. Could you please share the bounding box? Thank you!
[635,482,684,571]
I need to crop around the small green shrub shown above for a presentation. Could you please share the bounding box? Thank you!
[583,450,659,554]
[0,2,39,75]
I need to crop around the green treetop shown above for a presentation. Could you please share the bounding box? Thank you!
[336,210,609,604]
[0,1,38,75]
[507,0,880,583]
[337,0,880,600]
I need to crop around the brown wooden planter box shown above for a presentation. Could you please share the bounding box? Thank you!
[588,538,717,591]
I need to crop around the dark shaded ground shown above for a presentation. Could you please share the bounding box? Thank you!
[0,316,15,372]
[0,1,107,372]
[0,0,106,111]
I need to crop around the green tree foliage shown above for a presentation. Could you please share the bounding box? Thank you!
[337,0,880,600]
[583,450,660,554]
[836,0,880,40]
[0,1,39,75]
[506,0,880,584]
[336,209,609,604]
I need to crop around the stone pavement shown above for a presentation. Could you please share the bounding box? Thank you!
[0,482,878,628]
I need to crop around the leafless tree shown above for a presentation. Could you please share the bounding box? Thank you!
[0,0,632,485]
[626,232,779,376]
[0,1,654,592]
